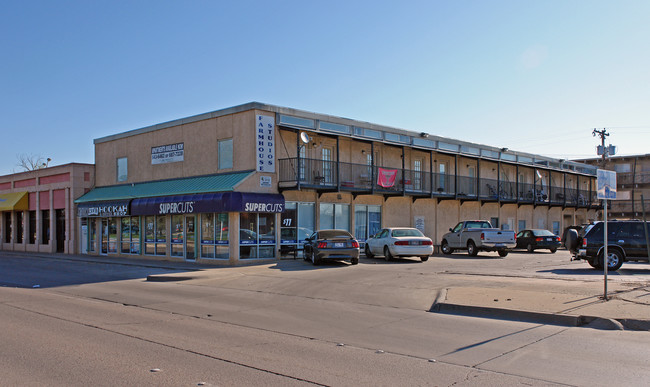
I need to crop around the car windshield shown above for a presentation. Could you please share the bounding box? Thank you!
[392,229,424,237]
[532,230,554,236]
[318,230,352,239]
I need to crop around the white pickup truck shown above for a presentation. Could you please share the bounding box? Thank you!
[440,220,516,257]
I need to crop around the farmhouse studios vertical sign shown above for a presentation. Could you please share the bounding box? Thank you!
[256,115,275,172]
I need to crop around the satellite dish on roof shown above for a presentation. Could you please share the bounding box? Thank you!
[300,132,311,144]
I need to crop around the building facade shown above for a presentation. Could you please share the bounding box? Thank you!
[0,163,95,254]
[76,102,600,264]
[574,154,650,219]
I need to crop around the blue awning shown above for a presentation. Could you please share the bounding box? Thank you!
[131,192,285,215]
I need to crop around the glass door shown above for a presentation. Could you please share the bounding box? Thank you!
[185,215,196,261]
[100,219,108,255]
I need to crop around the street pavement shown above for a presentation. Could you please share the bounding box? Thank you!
[4,249,648,331]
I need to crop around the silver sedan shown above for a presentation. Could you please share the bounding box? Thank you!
[364,227,433,262]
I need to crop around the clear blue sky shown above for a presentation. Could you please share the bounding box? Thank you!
[2,1,649,176]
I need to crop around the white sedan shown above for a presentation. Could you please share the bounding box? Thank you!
[364,227,433,262]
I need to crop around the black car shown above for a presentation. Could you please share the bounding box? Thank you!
[515,229,561,253]
[303,229,360,266]
[567,220,650,271]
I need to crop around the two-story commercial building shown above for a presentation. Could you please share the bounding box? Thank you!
[75,102,600,264]
[0,163,95,254]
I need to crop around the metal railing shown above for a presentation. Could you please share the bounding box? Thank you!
[278,157,597,207]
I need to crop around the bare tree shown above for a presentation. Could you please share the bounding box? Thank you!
[16,154,51,171]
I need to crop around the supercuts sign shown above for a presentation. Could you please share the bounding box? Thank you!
[243,202,284,213]
[159,201,194,214]
[78,202,129,217]
[130,192,285,215]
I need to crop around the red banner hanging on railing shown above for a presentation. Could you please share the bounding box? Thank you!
[377,167,397,188]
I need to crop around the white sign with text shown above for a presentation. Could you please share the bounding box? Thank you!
[256,115,275,173]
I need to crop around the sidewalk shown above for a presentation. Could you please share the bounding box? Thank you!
[432,285,650,331]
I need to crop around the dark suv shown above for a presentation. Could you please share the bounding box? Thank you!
[567,220,649,271]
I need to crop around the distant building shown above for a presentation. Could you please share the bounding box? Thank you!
[0,163,95,254]
[573,154,650,219]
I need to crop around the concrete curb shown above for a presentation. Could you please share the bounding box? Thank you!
[146,275,197,282]
[430,302,650,331]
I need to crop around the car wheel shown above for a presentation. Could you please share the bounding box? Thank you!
[384,246,393,261]
[498,250,508,257]
[604,250,624,271]
[311,251,320,266]
[549,248,557,253]
[420,256,429,262]
[350,257,359,265]
[364,244,374,259]
[588,258,602,269]
[441,240,453,255]
[303,249,309,261]
[526,244,534,253]
[467,241,478,257]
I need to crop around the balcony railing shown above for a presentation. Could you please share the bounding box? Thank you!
[278,157,598,207]
[618,171,650,186]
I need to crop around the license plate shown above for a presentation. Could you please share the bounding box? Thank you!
[334,243,344,248]
[547,238,552,241]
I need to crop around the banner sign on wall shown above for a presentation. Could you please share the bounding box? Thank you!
[256,115,275,172]
[151,143,184,165]
[377,167,397,188]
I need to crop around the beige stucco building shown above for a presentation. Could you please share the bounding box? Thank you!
[574,154,650,219]
[0,163,95,254]
[75,102,600,264]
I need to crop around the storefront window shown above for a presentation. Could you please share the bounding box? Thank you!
[29,211,36,244]
[171,214,184,257]
[354,205,381,245]
[41,210,50,244]
[320,203,350,231]
[258,213,275,258]
[108,218,118,253]
[239,212,276,259]
[280,202,315,258]
[121,217,140,255]
[201,213,229,259]
[320,203,334,229]
[89,219,96,252]
[240,212,258,259]
[16,212,24,244]
[155,215,166,255]
[145,216,155,255]
[4,212,12,243]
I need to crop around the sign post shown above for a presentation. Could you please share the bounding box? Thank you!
[596,169,617,300]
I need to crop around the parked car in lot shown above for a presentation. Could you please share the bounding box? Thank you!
[566,220,650,271]
[303,229,360,265]
[364,227,433,261]
[441,220,516,257]
[515,229,561,253]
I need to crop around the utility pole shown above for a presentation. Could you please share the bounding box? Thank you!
[592,128,609,168]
